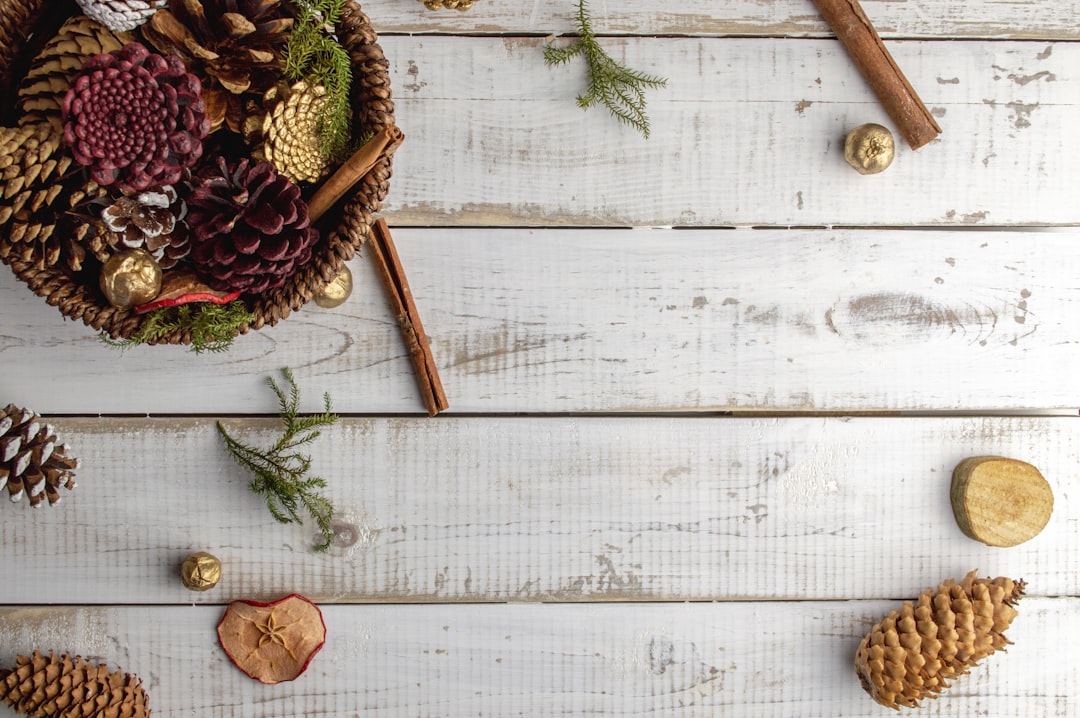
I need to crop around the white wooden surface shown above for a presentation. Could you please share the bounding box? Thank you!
[1,0,1078,716]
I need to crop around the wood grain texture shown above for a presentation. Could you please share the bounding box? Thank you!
[380,37,1076,227]
[2,229,1077,415]
[362,0,1080,40]
[0,600,1073,717]
[1,416,1074,604]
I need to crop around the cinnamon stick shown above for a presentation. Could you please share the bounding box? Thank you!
[368,218,449,416]
[811,0,941,150]
[307,126,405,224]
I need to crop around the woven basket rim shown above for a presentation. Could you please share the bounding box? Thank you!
[0,0,395,345]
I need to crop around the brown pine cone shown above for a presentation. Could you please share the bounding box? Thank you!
[0,122,110,271]
[187,157,319,294]
[100,184,190,268]
[0,404,79,507]
[62,42,210,193]
[140,0,294,132]
[17,16,133,132]
[855,570,1025,709]
[0,651,150,717]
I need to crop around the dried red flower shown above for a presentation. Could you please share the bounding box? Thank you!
[62,43,210,193]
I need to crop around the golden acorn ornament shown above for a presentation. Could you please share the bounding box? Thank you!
[251,81,334,183]
[0,404,79,507]
[855,570,1025,709]
[0,651,150,717]
[844,122,895,174]
[181,551,222,591]
[100,248,163,309]
[313,264,353,308]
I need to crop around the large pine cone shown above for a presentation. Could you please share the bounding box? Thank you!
[0,123,109,271]
[140,0,293,132]
[0,404,78,507]
[187,157,318,294]
[62,42,210,193]
[17,16,133,132]
[0,651,150,717]
[855,570,1025,709]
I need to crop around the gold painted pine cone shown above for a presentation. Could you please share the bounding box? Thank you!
[0,651,150,717]
[251,81,333,183]
[854,570,1025,709]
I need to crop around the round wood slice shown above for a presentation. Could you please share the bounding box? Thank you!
[950,456,1054,547]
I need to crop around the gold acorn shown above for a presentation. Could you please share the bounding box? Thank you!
[250,81,333,183]
[855,570,1024,709]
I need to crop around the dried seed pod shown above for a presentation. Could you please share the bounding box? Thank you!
[844,122,894,174]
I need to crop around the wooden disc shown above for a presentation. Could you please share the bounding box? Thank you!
[951,456,1053,547]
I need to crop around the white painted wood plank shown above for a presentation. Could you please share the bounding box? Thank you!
[0,600,1072,716]
[1,416,1075,604]
[2,229,1078,414]
[361,0,1080,40]
[380,37,1077,227]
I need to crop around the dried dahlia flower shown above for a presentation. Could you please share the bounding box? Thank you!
[62,43,210,193]
[187,157,319,294]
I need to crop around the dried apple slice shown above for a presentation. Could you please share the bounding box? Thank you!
[217,593,326,684]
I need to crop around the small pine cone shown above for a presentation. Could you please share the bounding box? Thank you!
[0,404,79,507]
[0,651,150,717]
[252,81,333,183]
[187,157,319,294]
[62,43,210,193]
[855,570,1025,709]
[421,0,474,9]
[0,123,110,271]
[75,0,168,32]
[100,185,190,268]
[17,16,132,132]
[141,0,294,132]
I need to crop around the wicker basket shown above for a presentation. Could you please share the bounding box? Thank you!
[0,0,396,345]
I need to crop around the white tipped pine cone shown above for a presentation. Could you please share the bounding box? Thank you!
[75,0,167,32]
[855,570,1025,709]
[0,651,150,717]
[256,81,333,184]
[0,404,79,507]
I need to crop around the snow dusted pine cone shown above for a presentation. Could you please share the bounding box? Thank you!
[100,185,190,268]
[0,404,79,507]
[187,157,319,294]
[855,570,1025,709]
[62,43,210,193]
[75,0,168,32]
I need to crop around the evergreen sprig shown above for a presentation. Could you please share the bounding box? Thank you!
[217,368,339,552]
[284,0,354,162]
[99,300,254,354]
[544,0,667,138]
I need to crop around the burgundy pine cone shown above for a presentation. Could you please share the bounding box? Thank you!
[62,43,210,193]
[187,157,319,294]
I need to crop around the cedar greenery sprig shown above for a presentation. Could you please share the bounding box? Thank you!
[544,0,667,138]
[217,368,338,552]
[283,0,353,162]
[99,301,255,354]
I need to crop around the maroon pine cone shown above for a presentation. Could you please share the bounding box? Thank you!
[62,43,210,193]
[187,157,319,294]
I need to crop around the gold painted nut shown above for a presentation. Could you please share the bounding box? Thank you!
[99,249,163,309]
[180,551,222,591]
[844,123,895,175]
[951,456,1054,547]
[313,264,353,309]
